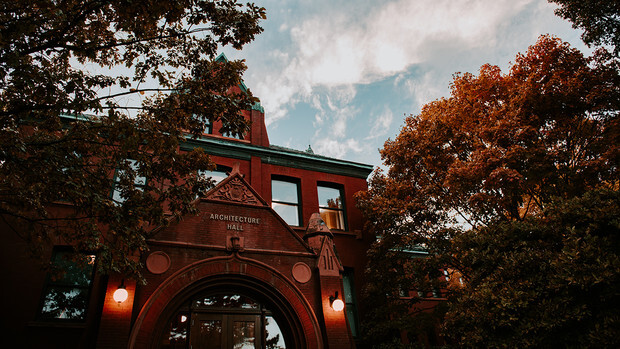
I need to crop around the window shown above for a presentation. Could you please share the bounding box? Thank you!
[317,183,346,230]
[38,248,96,321]
[204,118,213,134]
[199,165,231,187]
[343,269,359,338]
[222,130,245,140]
[111,159,146,204]
[271,177,301,226]
[190,114,212,135]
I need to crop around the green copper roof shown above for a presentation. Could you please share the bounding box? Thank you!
[57,114,373,178]
[182,136,374,179]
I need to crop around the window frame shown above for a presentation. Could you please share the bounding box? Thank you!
[343,268,359,338]
[271,176,302,227]
[111,159,147,204]
[37,247,97,322]
[222,130,246,140]
[199,165,231,187]
[317,182,347,231]
[204,118,213,135]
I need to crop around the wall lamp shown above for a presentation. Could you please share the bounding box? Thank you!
[113,279,129,303]
[329,291,345,312]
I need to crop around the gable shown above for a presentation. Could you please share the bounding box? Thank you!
[210,176,265,206]
[152,171,313,255]
[317,237,343,276]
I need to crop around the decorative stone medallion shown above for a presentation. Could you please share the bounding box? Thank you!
[146,251,171,274]
[292,262,312,284]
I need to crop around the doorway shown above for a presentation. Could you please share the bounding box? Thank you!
[160,293,286,349]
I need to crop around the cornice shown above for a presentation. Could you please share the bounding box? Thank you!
[182,136,374,179]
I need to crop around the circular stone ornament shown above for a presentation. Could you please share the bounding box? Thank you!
[292,262,312,284]
[146,251,171,274]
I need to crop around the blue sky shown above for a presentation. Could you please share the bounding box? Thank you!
[222,0,589,169]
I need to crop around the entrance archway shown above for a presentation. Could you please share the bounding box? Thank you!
[128,254,323,349]
[160,291,287,348]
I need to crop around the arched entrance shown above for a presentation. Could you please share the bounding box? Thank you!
[128,254,323,349]
[160,291,287,348]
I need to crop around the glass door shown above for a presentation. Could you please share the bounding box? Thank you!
[191,314,224,349]
[230,314,259,349]
[161,293,287,349]
[190,314,260,349]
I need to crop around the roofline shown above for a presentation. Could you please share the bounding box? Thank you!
[58,114,374,179]
[182,136,374,179]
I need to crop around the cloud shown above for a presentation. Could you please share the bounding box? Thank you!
[313,138,363,159]
[367,107,394,140]
[247,0,536,124]
[311,91,359,138]
[402,71,447,110]
[231,0,583,165]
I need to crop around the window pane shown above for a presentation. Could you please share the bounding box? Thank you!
[51,253,95,286]
[112,188,124,203]
[39,250,95,321]
[319,208,344,230]
[272,180,299,203]
[343,270,359,338]
[223,131,245,140]
[232,321,255,349]
[194,294,259,309]
[318,186,342,209]
[196,320,222,349]
[192,114,212,134]
[346,307,358,337]
[199,169,228,185]
[121,159,146,186]
[112,159,146,203]
[265,316,286,349]
[272,202,300,226]
[40,287,89,320]
[161,312,189,349]
[343,272,354,303]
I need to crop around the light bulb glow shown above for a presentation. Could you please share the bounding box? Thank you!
[331,298,344,311]
[113,287,129,303]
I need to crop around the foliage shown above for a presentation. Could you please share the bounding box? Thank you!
[446,189,620,348]
[549,0,620,55]
[356,36,620,347]
[0,0,265,279]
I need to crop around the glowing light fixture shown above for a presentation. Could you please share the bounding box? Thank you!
[113,279,129,303]
[329,291,345,312]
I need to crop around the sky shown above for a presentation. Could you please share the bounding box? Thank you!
[221,0,590,170]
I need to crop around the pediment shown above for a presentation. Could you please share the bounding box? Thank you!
[203,171,268,207]
[151,167,314,255]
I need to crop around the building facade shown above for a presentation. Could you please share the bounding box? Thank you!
[1,81,374,348]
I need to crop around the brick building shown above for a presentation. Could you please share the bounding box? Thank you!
[1,74,374,348]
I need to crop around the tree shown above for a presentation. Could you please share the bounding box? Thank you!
[549,0,620,55]
[356,36,620,347]
[0,0,265,278]
[445,189,620,348]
